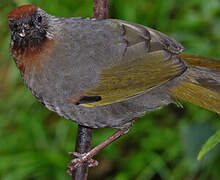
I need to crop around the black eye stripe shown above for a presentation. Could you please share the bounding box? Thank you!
[9,22,18,31]
[29,21,33,26]
[37,16,42,23]
[14,23,18,28]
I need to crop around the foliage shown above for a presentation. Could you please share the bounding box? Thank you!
[198,129,220,161]
[0,0,219,179]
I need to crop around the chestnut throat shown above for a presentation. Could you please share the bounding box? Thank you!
[11,32,47,57]
[10,33,54,74]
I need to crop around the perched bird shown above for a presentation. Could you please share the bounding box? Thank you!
[8,5,220,172]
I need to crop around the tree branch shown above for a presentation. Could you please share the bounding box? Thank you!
[94,0,109,19]
[72,125,92,180]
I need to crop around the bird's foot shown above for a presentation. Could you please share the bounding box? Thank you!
[67,152,99,175]
[66,127,131,176]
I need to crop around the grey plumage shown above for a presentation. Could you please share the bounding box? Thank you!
[18,11,186,128]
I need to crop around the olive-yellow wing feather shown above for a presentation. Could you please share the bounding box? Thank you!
[82,50,186,107]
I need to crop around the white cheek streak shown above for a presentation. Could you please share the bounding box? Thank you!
[46,31,54,39]
[46,16,63,39]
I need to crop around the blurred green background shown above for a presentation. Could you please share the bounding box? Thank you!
[0,0,220,179]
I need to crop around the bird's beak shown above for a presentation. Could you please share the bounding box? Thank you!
[18,28,25,38]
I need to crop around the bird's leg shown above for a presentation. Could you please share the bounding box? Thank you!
[67,127,130,175]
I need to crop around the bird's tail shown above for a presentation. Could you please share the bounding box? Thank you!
[170,54,220,114]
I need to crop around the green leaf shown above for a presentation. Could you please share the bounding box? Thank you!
[198,129,220,160]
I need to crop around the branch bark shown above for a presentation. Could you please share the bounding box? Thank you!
[94,0,109,19]
[72,1,109,180]
[72,126,92,180]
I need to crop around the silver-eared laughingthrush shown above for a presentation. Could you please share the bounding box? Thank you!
[8,5,220,170]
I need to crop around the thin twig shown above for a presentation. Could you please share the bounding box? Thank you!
[94,0,109,19]
[71,0,109,180]
[72,125,92,180]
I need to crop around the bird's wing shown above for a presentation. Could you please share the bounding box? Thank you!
[72,20,186,107]
[113,20,184,54]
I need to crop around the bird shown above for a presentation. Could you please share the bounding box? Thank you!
[7,5,220,174]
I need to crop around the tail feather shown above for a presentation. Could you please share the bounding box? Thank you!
[170,54,220,114]
[179,54,220,71]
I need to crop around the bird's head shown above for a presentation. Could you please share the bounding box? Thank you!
[8,5,54,50]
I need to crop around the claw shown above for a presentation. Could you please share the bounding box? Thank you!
[67,152,99,176]
[87,158,99,167]
[67,128,131,176]
[69,152,81,157]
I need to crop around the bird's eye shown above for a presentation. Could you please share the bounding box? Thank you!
[9,22,18,31]
[37,15,42,23]
[13,23,18,29]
